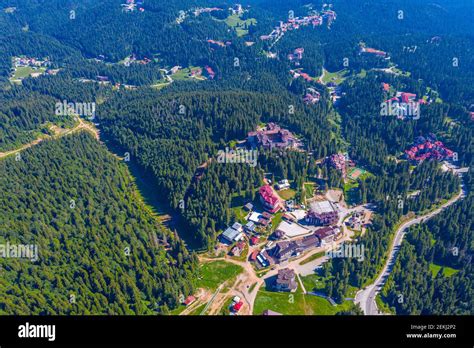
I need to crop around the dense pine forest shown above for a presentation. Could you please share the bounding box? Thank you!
[0,133,197,314]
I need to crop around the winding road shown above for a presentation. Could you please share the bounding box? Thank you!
[355,179,467,315]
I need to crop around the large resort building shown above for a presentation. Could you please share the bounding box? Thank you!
[305,201,339,225]
[259,185,282,213]
[271,226,342,263]
[274,268,298,292]
[247,123,300,150]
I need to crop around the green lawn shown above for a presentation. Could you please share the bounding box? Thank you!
[188,303,206,316]
[304,183,315,200]
[196,261,244,292]
[253,287,353,315]
[172,66,205,81]
[277,188,296,200]
[429,263,460,277]
[223,14,257,37]
[300,274,327,292]
[321,68,349,85]
[10,66,46,83]
[271,212,283,232]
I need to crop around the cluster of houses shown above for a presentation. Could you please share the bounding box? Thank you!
[122,54,152,67]
[207,39,232,49]
[229,4,245,16]
[359,45,389,59]
[404,134,454,164]
[10,56,58,82]
[303,88,320,104]
[12,56,50,69]
[121,0,144,13]
[327,153,356,177]
[260,7,336,42]
[247,123,301,151]
[287,47,304,65]
[289,69,314,82]
[193,7,223,16]
[385,91,429,106]
[346,211,366,231]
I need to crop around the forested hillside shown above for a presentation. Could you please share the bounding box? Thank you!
[0,133,197,314]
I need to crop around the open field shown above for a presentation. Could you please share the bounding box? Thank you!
[321,68,349,85]
[253,288,353,315]
[196,260,244,292]
[224,14,257,37]
[9,66,46,84]
[277,188,296,200]
[429,263,460,277]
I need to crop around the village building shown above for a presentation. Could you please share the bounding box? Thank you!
[183,295,196,306]
[276,179,290,190]
[274,220,311,238]
[305,201,339,225]
[405,134,454,164]
[259,185,282,213]
[245,221,256,233]
[244,202,254,211]
[248,123,300,150]
[221,226,244,243]
[230,241,246,257]
[313,226,342,246]
[274,268,298,292]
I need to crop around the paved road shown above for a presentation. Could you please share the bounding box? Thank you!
[355,182,467,315]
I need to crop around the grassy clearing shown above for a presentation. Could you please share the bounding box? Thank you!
[304,183,315,199]
[429,263,460,277]
[277,188,296,200]
[9,66,46,83]
[253,286,353,315]
[188,303,206,316]
[321,68,349,85]
[223,14,257,37]
[196,261,244,292]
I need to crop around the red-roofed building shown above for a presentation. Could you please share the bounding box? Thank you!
[250,236,259,246]
[204,65,215,79]
[259,185,281,213]
[401,92,417,104]
[183,295,196,306]
[233,301,243,312]
[250,250,259,261]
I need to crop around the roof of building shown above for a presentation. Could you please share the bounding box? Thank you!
[222,227,242,241]
[276,268,297,290]
[260,185,279,207]
[183,295,196,305]
[232,222,243,231]
[308,201,337,215]
[314,226,340,240]
[275,220,311,238]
